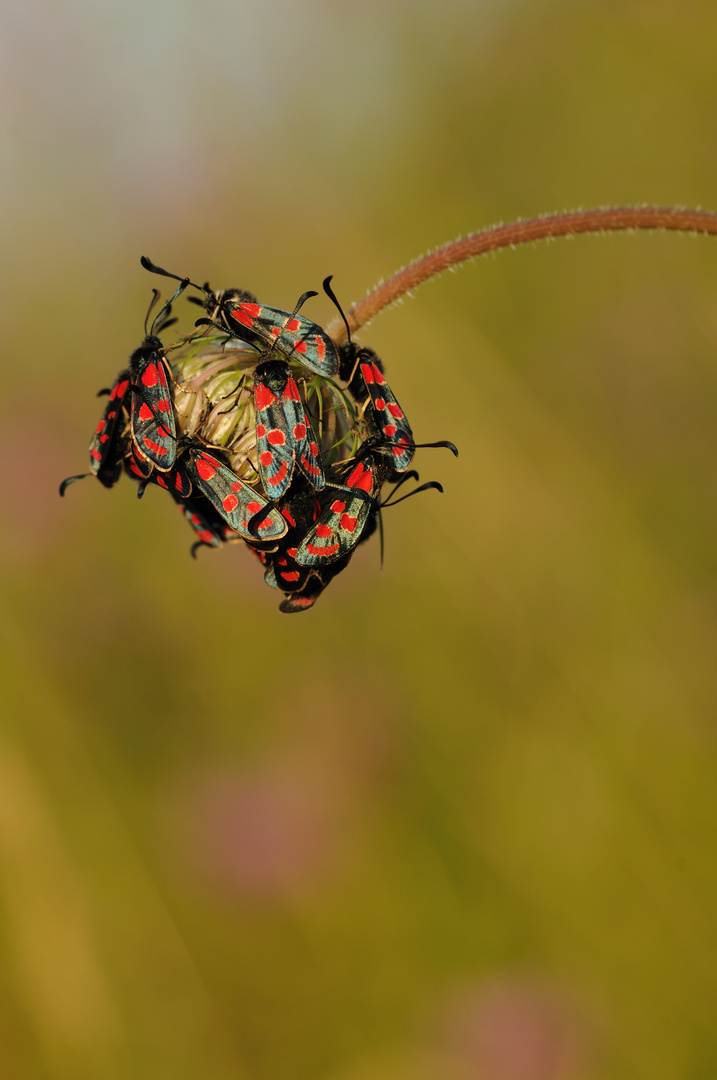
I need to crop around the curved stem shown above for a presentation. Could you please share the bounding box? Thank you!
[326,206,717,343]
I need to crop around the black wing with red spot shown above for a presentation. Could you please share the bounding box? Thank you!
[88,371,131,487]
[129,336,177,471]
[254,359,325,499]
[295,459,377,567]
[183,447,287,541]
[222,301,338,378]
[251,487,323,595]
[358,356,415,471]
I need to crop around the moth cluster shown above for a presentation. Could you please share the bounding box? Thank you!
[61,258,457,613]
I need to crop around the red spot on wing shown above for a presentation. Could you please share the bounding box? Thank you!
[282,509,297,527]
[316,338,325,359]
[141,364,159,387]
[306,541,340,558]
[372,364,387,384]
[294,341,307,354]
[340,514,358,533]
[260,451,273,466]
[280,570,300,583]
[196,455,218,480]
[141,438,168,457]
[255,384,276,410]
[374,397,386,411]
[267,430,286,446]
[292,423,307,440]
[247,501,262,514]
[139,403,153,421]
[388,404,403,418]
[223,494,239,513]
[330,499,347,513]
[316,523,333,538]
[300,455,320,478]
[361,363,374,384]
[384,424,397,437]
[256,423,266,438]
[232,305,258,326]
[266,461,289,489]
[285,380,301,402]
[347,463,373,493]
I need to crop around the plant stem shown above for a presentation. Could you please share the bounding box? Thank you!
[326,206,717,343]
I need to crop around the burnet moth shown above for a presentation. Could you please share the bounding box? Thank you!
[322,276,459,474]
[253,357,325,499]
[60,274,188,496]
[141,255,339,379]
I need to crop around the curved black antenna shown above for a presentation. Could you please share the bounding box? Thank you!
[193,315,228,334]
[323,275,351,343]
[381,480,444,509]
[323,276,364,385]
[154,314,178,335]
[140,256,206,297]
[292,289,319,316]
[384,469,420,501]
[59,473,91,496]
[148,278,191,338]
[409,439,459,456]
[246,502,276,538]
[143,288,161,336]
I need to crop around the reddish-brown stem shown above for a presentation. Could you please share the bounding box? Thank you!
[326,206,717,343]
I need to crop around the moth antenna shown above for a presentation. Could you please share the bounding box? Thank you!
[140,255,206,295]
[322,275,352,344]
[384,469,420,501]
[292,289,319,317]
[409,439,459,456]
[381,480,443,509]
[144,288,161,336]
[148,278,190,337]
[59,474,90,496]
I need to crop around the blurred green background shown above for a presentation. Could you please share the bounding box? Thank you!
[3,0,717,1077]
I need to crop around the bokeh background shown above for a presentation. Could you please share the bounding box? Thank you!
[2,0,717,1077]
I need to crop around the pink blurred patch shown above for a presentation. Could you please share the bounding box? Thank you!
[0,416,72,560]
[440,978,589,1080]
[192,768,342,895]
[171,673,399,901]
